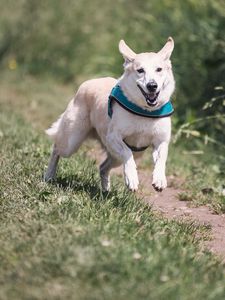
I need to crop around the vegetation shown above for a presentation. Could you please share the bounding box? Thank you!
[0,0,224,120]
[0,1,225,298]
[0,71,225,300]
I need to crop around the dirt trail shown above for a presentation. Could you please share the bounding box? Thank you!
[87,145,225,262]
[139,170,225,262]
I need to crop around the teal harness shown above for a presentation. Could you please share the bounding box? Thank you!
[108,85,174,119]
[108,85,174,152]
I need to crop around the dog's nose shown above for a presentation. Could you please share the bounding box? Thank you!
[147,81,158,92]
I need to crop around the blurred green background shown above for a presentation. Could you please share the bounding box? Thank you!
[0,0,224,127]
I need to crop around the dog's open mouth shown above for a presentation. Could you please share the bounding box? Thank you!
[137,85,159,107]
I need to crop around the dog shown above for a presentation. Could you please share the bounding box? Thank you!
[44,37,175,192]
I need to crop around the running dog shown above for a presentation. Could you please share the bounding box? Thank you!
[44,37,175,192]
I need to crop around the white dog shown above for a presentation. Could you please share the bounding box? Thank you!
[44,37,175,192]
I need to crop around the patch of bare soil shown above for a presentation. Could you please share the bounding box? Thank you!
[87,144,225,263]
[139,170,225,262]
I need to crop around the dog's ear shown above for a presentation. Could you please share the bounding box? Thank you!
[119,40,136,65]
[158,37,174,60]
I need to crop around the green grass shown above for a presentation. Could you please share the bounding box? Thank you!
[2,70,225,214]
[141,139,225,214]
[0,70,225,299]
[166,142,225,214]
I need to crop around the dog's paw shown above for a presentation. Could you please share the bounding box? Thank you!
[152,172,167,192]
[124,162,139,192]
[125,173,139,192]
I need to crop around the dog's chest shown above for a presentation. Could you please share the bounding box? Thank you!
[114,109,171,148]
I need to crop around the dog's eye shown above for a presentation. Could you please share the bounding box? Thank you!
[137,68,145,74]
[156,67,162,72]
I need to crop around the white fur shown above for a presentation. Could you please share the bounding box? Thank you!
[44,38,175,192]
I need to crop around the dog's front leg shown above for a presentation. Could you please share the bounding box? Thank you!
[106,131,139,191]
[152,141,169,192]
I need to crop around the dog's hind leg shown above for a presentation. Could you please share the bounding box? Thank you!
[44,144,60,181]
[100,154,120,191]
[44,125,90,182]
[45,97,92,181]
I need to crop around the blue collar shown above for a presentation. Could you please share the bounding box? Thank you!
[108,85,174,119]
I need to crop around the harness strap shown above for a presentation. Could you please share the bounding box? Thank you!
[108,85,174,119]
[123,140,149,152]
[108,85,174,152]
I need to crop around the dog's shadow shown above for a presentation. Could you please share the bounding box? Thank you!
[50,174,111,200]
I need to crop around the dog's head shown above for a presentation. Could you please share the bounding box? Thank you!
[119,38,175,110]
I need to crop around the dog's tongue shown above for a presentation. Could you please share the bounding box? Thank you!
[146,92,159,106]
[146,99,157,107]
[147,93,157,102]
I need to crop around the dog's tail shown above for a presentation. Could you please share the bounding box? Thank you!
[45,113,64,141]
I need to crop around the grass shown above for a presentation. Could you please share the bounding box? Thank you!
[1,70,225,214]
[141,140,225,214]
[166,142,225,214]
[0,70,225,299]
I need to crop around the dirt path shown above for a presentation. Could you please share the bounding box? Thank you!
[87,145,225,263]
[139,170,225,262]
